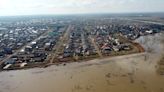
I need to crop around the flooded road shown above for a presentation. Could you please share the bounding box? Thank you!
[0,33,164,92]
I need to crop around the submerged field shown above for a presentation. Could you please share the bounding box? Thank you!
[0,33,163,92]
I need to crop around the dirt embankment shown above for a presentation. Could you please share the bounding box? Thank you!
[131,42,145,52]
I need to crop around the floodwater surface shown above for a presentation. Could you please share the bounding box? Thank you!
[0,33,164,92]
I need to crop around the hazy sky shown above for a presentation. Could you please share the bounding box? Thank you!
[0,0,164,16]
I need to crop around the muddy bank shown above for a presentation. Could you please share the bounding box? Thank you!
[0,33,163,92]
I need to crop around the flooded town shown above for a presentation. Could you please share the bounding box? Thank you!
[0,14,164,92]
[1,15,160,70]
[0,0,164,91]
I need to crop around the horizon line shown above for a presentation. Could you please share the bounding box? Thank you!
[0,11,164,17]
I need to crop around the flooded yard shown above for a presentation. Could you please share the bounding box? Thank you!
[0,33,164,92]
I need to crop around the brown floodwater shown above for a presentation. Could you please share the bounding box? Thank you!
[0,33,164,92]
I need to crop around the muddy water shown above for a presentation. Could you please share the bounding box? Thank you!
[0,33,164,92]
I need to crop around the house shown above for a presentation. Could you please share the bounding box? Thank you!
[102,47,112,54]
[0,50,5,57]
[25,46,32,52]
[3,64,12,69]
[113,46,119,52]
[33,57,44,62]
[146,30,153,34]
[3,48,13,54]
[20,63,27,68]
[4,59,16,65]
